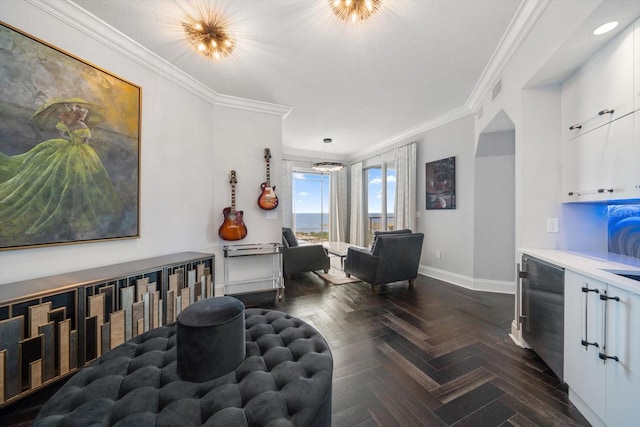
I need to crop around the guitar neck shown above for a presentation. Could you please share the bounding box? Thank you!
[265,160,271,187]
[230,184,236,213]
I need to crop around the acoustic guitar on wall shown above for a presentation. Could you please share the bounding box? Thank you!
[218,170,248,241]
[258,148,278,210]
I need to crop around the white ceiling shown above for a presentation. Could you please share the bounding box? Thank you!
[69,0,521,158]
[68,0,639,159]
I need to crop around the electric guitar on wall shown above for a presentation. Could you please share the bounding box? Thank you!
[258,148,278,210]
[218,170,248,241]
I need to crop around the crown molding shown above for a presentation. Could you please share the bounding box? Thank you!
[466,0,551,112]
[348,106,472,162]
[29,0,291,118]
[214,94,292,119]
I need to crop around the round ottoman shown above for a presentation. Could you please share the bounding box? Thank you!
[177,296,246,382]
[34,306,333,427]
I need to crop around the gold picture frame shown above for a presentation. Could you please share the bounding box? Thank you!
[0,22,141,250]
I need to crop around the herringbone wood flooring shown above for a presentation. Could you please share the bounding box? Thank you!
[2,272,590,426]
[260,272,591,427]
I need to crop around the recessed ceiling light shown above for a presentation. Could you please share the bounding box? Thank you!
[593,21,619,36]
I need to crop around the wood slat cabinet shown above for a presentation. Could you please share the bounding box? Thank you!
[564,270,640,427]
[0,252,214,408]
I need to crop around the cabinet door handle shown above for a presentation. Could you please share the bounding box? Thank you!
[598,352,619,362]
[597,188,614,194]
[599,291,620,363]
[581,286,600,349]
[568,124,582,130]
[598,109,615,115]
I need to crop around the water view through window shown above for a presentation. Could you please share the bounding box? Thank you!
[366,166,396,245]
[292,171,330,242]
[291,166,396,244]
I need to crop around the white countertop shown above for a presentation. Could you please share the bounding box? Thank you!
[520,248,640,295]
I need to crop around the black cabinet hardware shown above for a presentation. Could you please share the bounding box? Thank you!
[598,109,614,115]
[599,352,619,362]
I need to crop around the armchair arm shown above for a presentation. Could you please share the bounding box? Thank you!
[344,247,377,284]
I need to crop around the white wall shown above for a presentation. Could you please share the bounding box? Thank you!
[210,105,283,284]
[474,0,602,258]
[0,1,286,286]
[473,144,515,283]
[415,115,477,286]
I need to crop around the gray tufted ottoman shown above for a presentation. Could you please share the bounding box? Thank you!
[34,307,333,426]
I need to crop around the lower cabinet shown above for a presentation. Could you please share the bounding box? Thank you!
[564,270,640,426]
[604,280,640,427]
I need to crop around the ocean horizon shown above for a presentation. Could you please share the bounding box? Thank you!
[293,212,393,233]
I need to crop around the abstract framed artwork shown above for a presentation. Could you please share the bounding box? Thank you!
[0,22,141,250]
[426,156,456,210]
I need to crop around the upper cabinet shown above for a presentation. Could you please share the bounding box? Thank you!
[562,113,639,202]
[561,21,640,203]
[562,24,635,140]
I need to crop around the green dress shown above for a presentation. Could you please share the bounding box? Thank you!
[0,121,120,246]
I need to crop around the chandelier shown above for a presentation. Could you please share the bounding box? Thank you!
[182,9,234,59]
[329,0,381,23]
[311,138,346,172]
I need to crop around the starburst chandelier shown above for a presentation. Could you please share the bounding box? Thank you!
[182,8,234,59]
[329,0,381,23]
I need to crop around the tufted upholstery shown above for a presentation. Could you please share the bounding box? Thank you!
[34,308,333,427]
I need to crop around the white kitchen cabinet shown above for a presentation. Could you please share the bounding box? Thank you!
[562,24,635,140]
[604,282,640,427]
[564,270,607,422]
[562,112,635,202]
[564,270,640,427]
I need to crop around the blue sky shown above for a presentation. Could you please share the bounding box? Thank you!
[292,169,395,214]
[292,172,329,214]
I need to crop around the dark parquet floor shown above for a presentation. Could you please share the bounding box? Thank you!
[2,272,591,427]
[260,271,591,427]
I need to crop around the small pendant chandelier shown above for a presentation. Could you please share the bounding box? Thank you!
[311,138,345,172]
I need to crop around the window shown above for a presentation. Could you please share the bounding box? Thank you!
[364,163,396,245]
[291,171,330,243]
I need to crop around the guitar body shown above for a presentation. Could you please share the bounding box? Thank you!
[258,148,278,210]
[219,170,247,241]
[218,207,248,241]
[258,182,279,210]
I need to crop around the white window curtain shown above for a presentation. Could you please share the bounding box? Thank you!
[349,162,364,246]
[329,168,348,242]
[281,160,293,228]
[394,142,417,231]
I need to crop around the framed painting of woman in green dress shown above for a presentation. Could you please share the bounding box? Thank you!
[0,22,141,250]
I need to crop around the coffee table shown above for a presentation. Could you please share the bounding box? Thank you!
[322,241,360,270]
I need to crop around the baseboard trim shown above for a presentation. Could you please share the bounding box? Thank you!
[419,265,516,294]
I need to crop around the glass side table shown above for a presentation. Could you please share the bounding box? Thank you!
[222,242,284,301]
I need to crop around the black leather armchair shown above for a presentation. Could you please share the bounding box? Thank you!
[282,228,330,279]
[344,231,424,290]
